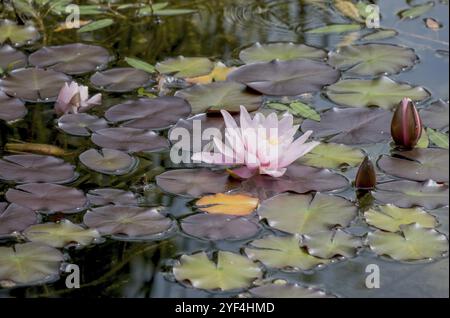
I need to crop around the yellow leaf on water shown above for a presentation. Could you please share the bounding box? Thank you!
[333,0,364,23]
[186,62,236,84]
[54,20,92,32]
[195,193,259,216]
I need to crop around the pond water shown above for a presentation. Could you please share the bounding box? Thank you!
[0,0,449,298]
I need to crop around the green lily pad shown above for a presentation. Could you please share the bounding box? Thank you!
[174,82,262,114]
[246,280,336,298]
[328,44,418,76]
[239,42,327,64]
[173,251,262,291]
[306,24,361,34]
[156,56,214,78]
[427,128,449,149]
[267,101,320,121]
[297,143,365,169]
[303,229,363,259]
[399,2,434,19]
[325,76,430,109]
[361,29,398,41]
[0,20,40,47]
[79,148,137,176]
[258,193,357,235]
[0,243,63,287]
[365,204,438,232]
[24,220,100,248]
[245,235,328,271]
[368,223,448,261]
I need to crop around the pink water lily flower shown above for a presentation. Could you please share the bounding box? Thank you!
[55,81,102,116]
[192,106,320,178]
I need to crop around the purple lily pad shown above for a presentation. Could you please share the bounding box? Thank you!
[57,113,109,136]
[87,188,138,206]
[0,45,27,70]
[180,213,261,241]
[378,148,449,183]
[90,67,151,92]
[0,202,37,237]
[156,169,237,198]
[420,100,449,132]
[227,59,340,96]
[79,148,137,175]
[0,154,77,184]
[0,91,27,121]
[29,43,113,75]
[105,97,191,130]
[241,164,349,200]
[6,183,87,213]
[0,68,71,102]
[91,127,169,153]
[373,180,449,209]
[83,205,174,239]
[301,107,392,145]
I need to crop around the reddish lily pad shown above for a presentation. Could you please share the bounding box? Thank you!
[87,188,138,206]
[0,45,27,71]
[0,154,77,184]
[29,43,113,75]
[0,202,37,237]
[6,183,87,213]
[90,68,151,92]
[79,148,137,175]
[105,97,191,130]
[0,91,27,121]
[420,100,449,131]
[57,113,109,136]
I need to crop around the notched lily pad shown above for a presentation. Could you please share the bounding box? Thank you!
[0,202,37,237]
[0,45,27,71]
[29,43,113,75]
[227,59,340,96]
[245,235,328,271]
[83,205,173,239]
[156,56,214,78]
[365,204,438,232]
[258,193,357,235]
[297,143,365,169]
[328,44,418,76]
[368,223,448,261]
[0,20,40,47]
[173,251,262,291]
[0,91,27,122]
[87,188,138,206]
[247,280,336,298]
[6,183,87,214]
[0,68,71,102]
[79,148,137,175]
[105,97,191,130]
[0,154,77,184]
[420,100,449,131]
[90,68,151,92]
[303,229,363,259]
[57,113,109,136]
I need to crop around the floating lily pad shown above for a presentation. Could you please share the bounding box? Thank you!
[297,143,365,169]
[0,68,71,102]
[328,44,418,76]
[247,280,336,298]
[245,235,328,270]
[377,148,449,183]
[0,202,37,237]
[427,128,449,149]
[361,29,398,41]
[104,97,191,130]
[173,251,262,291]
[325,76,430,109]
[303,229,363,259]
[399,2,434,19]
[368,224,448,261]
[258,193,357,235]
[24,220,100,248]
[0,154,77,184]
[156,56,214,78]
[156,169,236,197]
[195,193,259,216]
[180,213,260,241]
[227,59,340,96]
[83,205,173,239]
[242,164,349,199]
[90,68,150,92]
[6,183,87,213]
[420,100,449,131]
[0,45,27,70]
[305,24,361,34]
[79,148,137,175]
[239,42,327,64]
[29,43,113,75]
[0,91,27,121]
[301,107,392,145]
[0,243,63,287]
[174,82,262,114]
[365,204,438,232]
[374,180,449,209]
[87,188,138,206]
[57,113,109,136]
[91,127,169,153]
[0,20,40,47]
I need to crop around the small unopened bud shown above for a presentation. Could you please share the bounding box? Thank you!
[391,97,423,149]
[355,156,376,190]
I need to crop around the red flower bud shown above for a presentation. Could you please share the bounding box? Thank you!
[391,97,423,149]
[355,156,376,190]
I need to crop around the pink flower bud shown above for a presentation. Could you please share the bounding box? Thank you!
[391,97,422,149]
